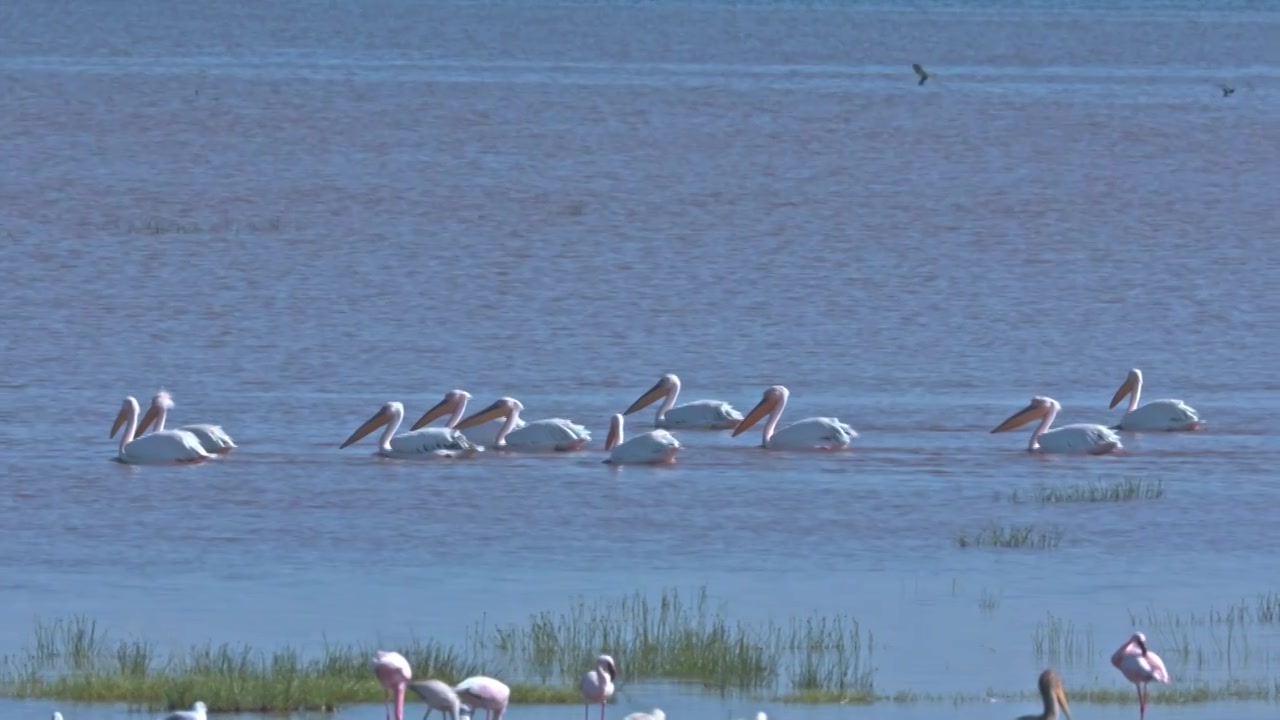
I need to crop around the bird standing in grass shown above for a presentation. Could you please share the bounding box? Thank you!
[1112,632,1169,720]
[371,651,413,720]
[581,654,618,720]
[912,63,930,85]
[1016,669,1072,720]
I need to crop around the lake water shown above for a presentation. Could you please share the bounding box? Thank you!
[2,0,1279,718]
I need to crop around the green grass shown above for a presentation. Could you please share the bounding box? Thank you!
[1032,613,1096,668]
[956,523,1063,550]
[1007,476,1165,504]
[0,588,876,713]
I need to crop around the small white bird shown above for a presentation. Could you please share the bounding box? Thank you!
[52,713,64,720]
[623,710,665,720]
[161,701,207,720]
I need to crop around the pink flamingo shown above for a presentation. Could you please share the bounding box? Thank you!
[455,675,510,720]
[371,650,413,720]
[1111,632,1169,720]
[581,654,618,720]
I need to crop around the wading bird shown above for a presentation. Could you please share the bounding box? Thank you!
[454,397,590,451]
[340,401,479,459]
[372,651,412,720]
[161,701,208,720]
[110,396,210,464]
[603,414,681,465]
[1108,368,1202,431]
[135,390,236,455]
[731,385,857,450]
[454,676,510,720]
[991,396,1122,454]
[622,373,742,430]
[409,678,462,720]
[1111,632,1169,720]
[1016,669,1072,720]
[581,654,617,720]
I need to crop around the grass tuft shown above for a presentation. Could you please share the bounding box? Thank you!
[0,589,876,712]
[1008,476,1164,504]
[956,524,1062,550]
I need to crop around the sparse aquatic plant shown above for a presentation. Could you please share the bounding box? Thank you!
[0,588,876,712]
[1031,613,1096,668]
[1007,476,1164,504]
[956,523,1063,550]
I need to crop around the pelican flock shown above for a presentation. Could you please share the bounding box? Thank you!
[104,368,1204,464]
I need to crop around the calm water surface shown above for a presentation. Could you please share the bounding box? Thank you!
[2,0,1279,718]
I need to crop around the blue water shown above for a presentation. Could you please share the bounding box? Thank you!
[2,0,1279,718]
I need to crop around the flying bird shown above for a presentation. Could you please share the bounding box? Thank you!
[912,63,930,85]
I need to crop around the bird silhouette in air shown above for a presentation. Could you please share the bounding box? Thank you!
[912,63,930,86]
[1219,83,1236,97]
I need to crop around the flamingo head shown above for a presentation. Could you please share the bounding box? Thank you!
[1131,631,1149,655]
[623,374,680,415]
[990,396,1059,434]
[455,397,523,430]
[732,385,789,437]
[411,389,472,430]
[1109,368,1144,409]
[340,401,402,449]
[597,653,617,681]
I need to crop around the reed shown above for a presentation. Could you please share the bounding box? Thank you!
[956,523,1063,550]
[1007,476,1164,504]
[1031,613,1096,668]
[0,589,876,712]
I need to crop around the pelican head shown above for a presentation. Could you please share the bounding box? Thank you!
[623,374,679,415]
[340,401,402,448]
[1038,669,1072,720]
[596,653,617,681]
[455,397,523,430]
[135,389,175,435]
[605,414,624,451]
[411,389,472,431]
[732,385,788,437]
[991,396,1059,433]
[110,396,141,438]
[1109,368,1143,409]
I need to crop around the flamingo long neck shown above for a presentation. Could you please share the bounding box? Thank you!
[762,393,787,446]
[494,407,521,446]
[1029,404,1059,452]
[118,402,139,454]
[380,406,404,452]
[656,382,679,422]
[1128,376,1143,412]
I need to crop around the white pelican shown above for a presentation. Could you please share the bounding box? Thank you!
[731,385,857,450]
[991,396,1122,454]
[622,373,743,430]
[1109,368,1203,432]
[162,701,208,720]
[603,413,680,465]
[110,396,210,464]
[135,390,237,455]
[410,389,474,432]
[340,401,480,459]
[455,397,590,452]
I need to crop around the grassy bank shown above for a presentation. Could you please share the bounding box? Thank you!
[0,588,875,712]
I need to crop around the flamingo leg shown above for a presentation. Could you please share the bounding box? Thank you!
[583,704,589,720]
[1136,683,1145,720]
[395,683,407,720]
[600,700,607,720]
[385,688,393,720]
